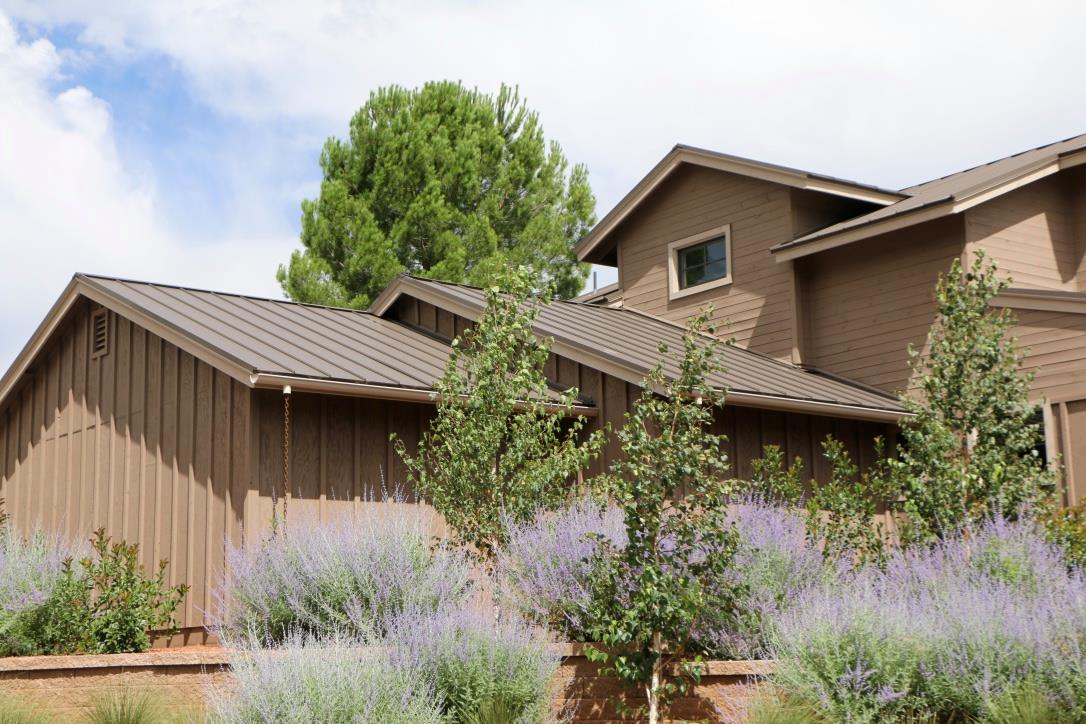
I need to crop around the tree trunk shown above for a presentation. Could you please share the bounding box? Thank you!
[647,631,663,724]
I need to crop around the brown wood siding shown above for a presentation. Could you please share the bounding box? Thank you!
[1010,308,1086,403]
[609,165,796,361]
[0,300,250,641]
[802,216,965,395]
[965,174,1083,290]
[790,189,880,239]
[246,389,436,539]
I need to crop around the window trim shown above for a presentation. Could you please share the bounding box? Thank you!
[667,224,733,300]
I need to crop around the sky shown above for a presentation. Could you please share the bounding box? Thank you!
[1,1,1086,371]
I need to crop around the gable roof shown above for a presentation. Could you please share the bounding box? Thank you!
[773,133,1086,260]
[0,275,591,414]
[371,275,906,422]
[575,144,905,263]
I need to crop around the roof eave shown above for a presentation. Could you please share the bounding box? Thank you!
[773,152,1083,262]
[249,372,599,417]
[576,146,904,263]
[0,275,258,413]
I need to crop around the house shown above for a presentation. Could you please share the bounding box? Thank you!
[577,134,1086,504]
[3,132,1082,642]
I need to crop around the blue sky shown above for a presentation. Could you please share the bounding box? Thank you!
[2,1,1086,370]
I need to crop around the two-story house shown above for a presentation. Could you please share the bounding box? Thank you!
[577,134,1086,505]
[1,134,1081,641]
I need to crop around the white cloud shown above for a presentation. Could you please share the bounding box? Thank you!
[8,0,1086,202]
[0,0,1085,366]
[0,14,293,370]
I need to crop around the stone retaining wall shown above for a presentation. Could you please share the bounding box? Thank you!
[0,645,773,722]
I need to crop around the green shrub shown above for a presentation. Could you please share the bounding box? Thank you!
[37,529,187,654]
[387,608,560,724]
[1044,502,1086,570]
[0,526,76,656]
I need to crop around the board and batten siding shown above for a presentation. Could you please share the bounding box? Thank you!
[0,300,251,643]
[800,216,965,396]
[609,164,797,361]
[246,389,440,539]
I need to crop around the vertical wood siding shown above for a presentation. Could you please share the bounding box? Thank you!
[247,389,435,539]
[608,165,797,361]
[0,300,250,641]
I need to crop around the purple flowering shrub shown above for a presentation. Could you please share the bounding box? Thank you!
[0,526,82,656]
[497,495,828,660]
[494,496,623,640]
[386,606,561,723]
[768,517,1086,722]
[704,497,831,659]
[214,505,472,645]
[208,607,557,723]
[206,634,444,723]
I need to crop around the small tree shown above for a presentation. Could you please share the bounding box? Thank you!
[396,268,604,561]
[894,251,1053,544]
[743,444,804,506]
[585,311,740,724]
[807,437,896,566]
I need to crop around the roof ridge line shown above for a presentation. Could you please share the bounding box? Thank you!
[76,273,375,316]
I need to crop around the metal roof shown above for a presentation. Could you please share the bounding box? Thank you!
[82,275,456,390]
[375,276,905,419]
[775,132,1086,254]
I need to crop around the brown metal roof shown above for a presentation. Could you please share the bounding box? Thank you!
[374,276,905,419]
[775,132,1086,255]
[82,275,455,389]
[69,275,592,409]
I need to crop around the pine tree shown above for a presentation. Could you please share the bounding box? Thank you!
[279,82,595,307]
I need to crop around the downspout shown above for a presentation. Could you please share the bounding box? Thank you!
[279,385,291,533]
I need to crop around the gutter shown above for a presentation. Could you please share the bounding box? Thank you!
[725,391,907,423]
[249,373,600,418]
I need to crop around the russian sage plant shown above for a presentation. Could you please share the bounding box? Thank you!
[215,505,471,645]
[386,607,560,724]
[768,516,1086,723]
[495,496,623,640]
[705,497,831,659]
[0,526,80,656]
[207,635,443,724]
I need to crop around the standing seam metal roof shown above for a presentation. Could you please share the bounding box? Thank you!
[82,275,454,390]
[389,276,904,414]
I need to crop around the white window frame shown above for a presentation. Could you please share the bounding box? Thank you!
[667,223,733,301]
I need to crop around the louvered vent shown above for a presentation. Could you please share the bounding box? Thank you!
[91,309,109,359]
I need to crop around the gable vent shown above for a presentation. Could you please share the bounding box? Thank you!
[91,309,109,359]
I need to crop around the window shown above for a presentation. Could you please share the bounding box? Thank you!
[667,224,732,300]
[678,237,727,289]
